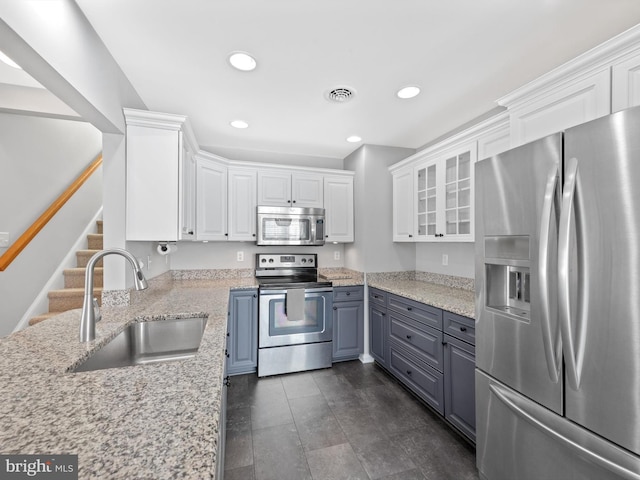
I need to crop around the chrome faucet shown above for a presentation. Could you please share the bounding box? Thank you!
[80,248,148,342]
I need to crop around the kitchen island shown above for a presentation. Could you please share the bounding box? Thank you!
[0,273,257,479]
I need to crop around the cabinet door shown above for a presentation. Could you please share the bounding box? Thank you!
[332,300,364,361]
[442,147,474,239]
[443,334,476,442]
[509,68,611,146]
[392,168,414,241]
[292,172,324,207]
[369,305,388,367]
[415,161,438,240]
[257,170,291,206]
[196,158,227,241]
[228,167,257,241]
[126,124,180,241]
[324,175,354,242]
[179,137,196,240]
[612,51,640,113]
[227,290,258,375]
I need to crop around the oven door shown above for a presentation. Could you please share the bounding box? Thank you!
[259,287,333,348]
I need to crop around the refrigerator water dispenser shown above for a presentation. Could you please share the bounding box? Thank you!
[484,235,531,320]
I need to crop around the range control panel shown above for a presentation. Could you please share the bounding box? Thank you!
[256,253,317,268]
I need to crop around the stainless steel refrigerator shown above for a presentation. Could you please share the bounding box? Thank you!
[475,106,640,480]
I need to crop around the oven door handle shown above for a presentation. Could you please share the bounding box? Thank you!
[259,287,334,295]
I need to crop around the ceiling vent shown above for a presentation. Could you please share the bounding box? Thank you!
[326,87,355,103]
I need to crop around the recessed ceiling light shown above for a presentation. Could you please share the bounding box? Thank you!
[228,52,257,72]
[397,86,421,99]
[346,135,362,143]
[230,120,249,129]
[0,50,20,69]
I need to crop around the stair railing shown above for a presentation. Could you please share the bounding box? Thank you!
[0,154,103,272]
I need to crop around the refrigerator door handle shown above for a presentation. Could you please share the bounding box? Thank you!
[489,382,640,480]
[558,157,585,391]
[538,166,562,383]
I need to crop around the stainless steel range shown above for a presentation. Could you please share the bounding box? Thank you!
[256,253,333,377]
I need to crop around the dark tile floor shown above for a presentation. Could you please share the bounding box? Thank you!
[224,360,479,480]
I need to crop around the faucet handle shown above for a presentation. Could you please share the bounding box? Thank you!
[93,297,102,323]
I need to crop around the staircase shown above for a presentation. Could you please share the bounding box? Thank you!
[29,220,104,326]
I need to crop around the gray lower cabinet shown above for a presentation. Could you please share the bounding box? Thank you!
[443,312,476,443]
[370,289,476,442]
[368,288,389,368]
[332,286,364,362]
[227,289,258,376]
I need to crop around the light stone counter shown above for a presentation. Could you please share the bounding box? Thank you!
[0,272,258,480]
[367,272,476,319]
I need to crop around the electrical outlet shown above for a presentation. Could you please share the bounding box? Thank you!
[442,254,449,266]
[237,251,244,262]
[334,251,340,260]
[0,232,9,248]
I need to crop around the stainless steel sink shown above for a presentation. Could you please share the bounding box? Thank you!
[72,316,208,373]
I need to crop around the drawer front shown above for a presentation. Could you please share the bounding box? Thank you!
[390,343,444,415]
[389,311,443,371]
[443,311,475,345]
[388,294,442,330]
[369,287,388,308]
[334,285,364,302]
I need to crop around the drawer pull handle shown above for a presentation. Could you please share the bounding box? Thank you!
[225,349,229,358]
[460,326,467,332]
[407,307,413,311]
[406,335,412,340]
[406,370,412,375]
[224,376,231,387]
[346,291,351,295]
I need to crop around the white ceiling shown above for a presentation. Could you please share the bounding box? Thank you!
[10,1,640,159]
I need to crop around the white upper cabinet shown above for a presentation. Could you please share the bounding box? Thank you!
[505,68,611,147]
[392,167,414,242]
[324,175,354,243]
[124,108,197,242]
[228,167,257,241]
[196,156,227,241]
[413,143,476,242]
[612,51,640,112]
[257,170,323,207]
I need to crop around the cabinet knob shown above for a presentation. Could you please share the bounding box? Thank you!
[406,334,412,340]
[292,200,296,204]
[224,376,231,387]
[287,200,292,203]
[406,370,412,376]
[460,326,467,332]
[409,234,413,238]
[253,234,256,237]
[382,313,386,316]
[333,306,337,310]
[225,233,228,236]
[225,349,229,358]
[346,292,351,296]
[407,307,412,311]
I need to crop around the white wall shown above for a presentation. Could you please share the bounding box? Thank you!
[415,242,475,279]
[0,113,102,336]
[344,144,416,273]
[170,242,345,271]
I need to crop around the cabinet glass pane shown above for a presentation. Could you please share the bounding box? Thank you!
[446,157,457,183]
[459,152,471,179]
[446,183,457,209]
[459,183,470,207]
[418,198,426,214]
[446,209,457,234]
[427,212,436,235]
[418,214,426,235]
[417,168,426,191]
[427,195,436,212]
[427,165,437,188]
[459,207,470,235]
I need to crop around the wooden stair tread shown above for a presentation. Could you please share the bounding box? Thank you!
[48,287,102,297]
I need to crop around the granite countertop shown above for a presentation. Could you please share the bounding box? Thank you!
[318,268,364,287]
[0,274,258,480]
[367,273,476,318]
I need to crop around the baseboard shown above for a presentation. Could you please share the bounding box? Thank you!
[13,207,103,333]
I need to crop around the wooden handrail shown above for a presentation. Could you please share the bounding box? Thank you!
[0,154,103,272]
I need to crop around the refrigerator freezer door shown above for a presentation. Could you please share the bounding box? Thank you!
[476,370,640,480]
[562,106,640,456]
[475,134,563,414]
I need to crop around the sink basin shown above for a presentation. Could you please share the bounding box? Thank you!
[72,316,208,373]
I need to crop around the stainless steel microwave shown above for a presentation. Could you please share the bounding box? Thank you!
[256,206,325,246]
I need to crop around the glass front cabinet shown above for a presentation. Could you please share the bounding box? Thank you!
[414,143,476,242]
